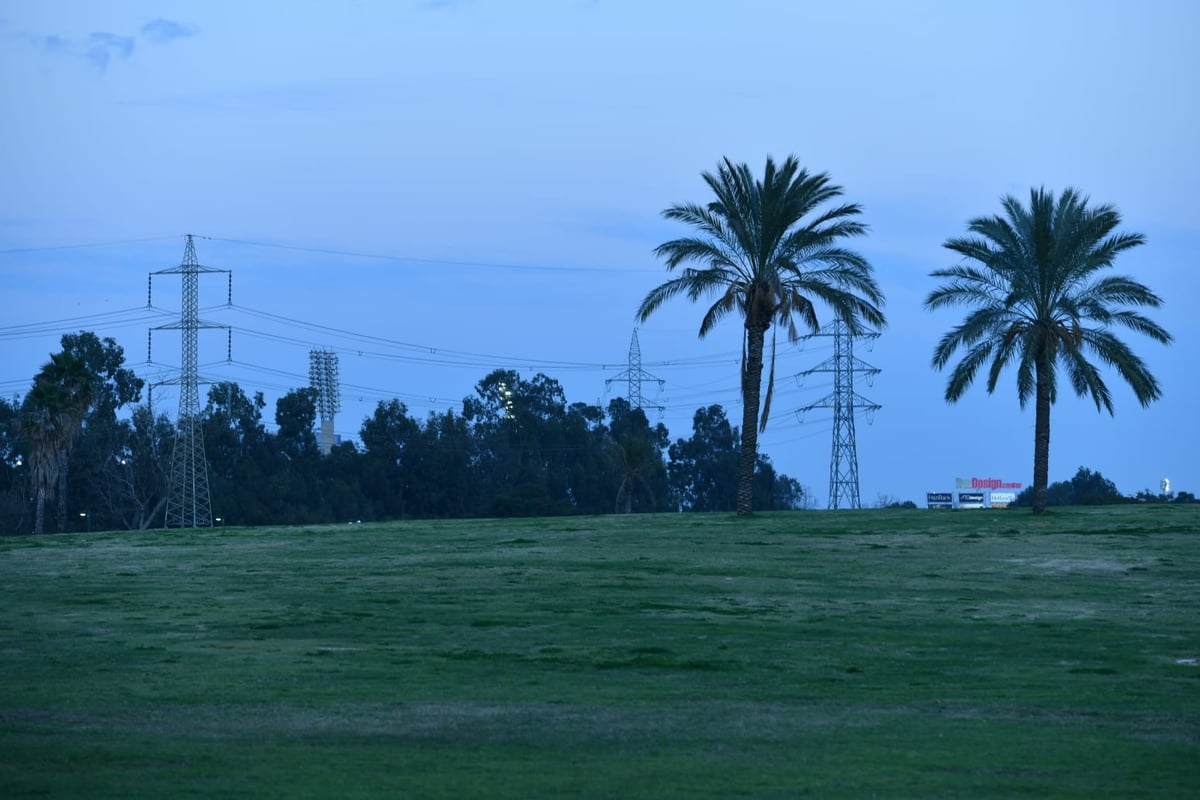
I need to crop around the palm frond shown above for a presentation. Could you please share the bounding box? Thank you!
[1076,275,1165,309]
[944,339,996,402]
[654,233,741,273]
[1079,328,1163,406]
[1015,348,1036,409]
[984,324,1025,394]
[930,305,1014,369]
[1103,310,1173,343]
[698,286,741,338]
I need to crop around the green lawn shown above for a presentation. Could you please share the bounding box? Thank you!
[2,506,1197,798]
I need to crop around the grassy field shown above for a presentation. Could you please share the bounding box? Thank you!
[1,506,1197,798]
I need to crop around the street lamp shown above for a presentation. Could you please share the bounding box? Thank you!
[79,511,90,533]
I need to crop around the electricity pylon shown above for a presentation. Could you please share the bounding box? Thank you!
[149,235,230,527]
[795,319,881,509]
[309,349,341,455]
[606,328,664,411]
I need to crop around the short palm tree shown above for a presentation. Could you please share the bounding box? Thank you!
[611,431,660,514]
[638,155,886,515]
[925,187,1172,513]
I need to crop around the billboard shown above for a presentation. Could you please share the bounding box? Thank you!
[989,491,1017,508]
[926,492,953,509]
[956,476,1023,490]
[957,492,985,509]
[929,476,1024,509]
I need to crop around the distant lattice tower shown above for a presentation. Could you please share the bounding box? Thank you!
[149,235,231,528]
[605,328,664,412]
[795,319,881,509]
[309,349,341,455]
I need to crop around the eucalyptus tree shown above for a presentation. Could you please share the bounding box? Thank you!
[121,405,174,529]
[925,187,1172,513]
[266,388,322,523]
[465,370,576,516]
[60,332,143,419]
[406,409,476,518]
[58,332,144,530]
[204,382,271,525]
[667,405,740,512]
[360,399,421,518]
[638,156,885,514]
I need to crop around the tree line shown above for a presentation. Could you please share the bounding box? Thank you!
[0,332,810,534]
[1009,466,1195,507]
[3,154,1175,527]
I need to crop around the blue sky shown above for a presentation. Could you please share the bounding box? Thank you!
[2,0,1197,506]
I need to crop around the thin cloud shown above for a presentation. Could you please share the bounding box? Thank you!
[24,18,193,72]
[85,32,134,70]
[40,34,69,54]
[38,31,134,71]
[141,18,197,44]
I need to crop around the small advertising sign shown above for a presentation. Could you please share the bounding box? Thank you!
[957,492,985,509]
[989,491,1017,508]
[926,492,953,509]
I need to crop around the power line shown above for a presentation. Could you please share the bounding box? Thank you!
[3,239,832,462]
[225,304,616,371]
[2,296,778,383]
[0,235,179,256]
[0,232,654,274]
[198,235,659,274]
[191,358,461,408]
[0,306,174,340]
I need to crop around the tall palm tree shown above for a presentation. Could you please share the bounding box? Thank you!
[925,187,1172,514]
[20,399,61,535]
[21,351,94,533]
[638,155,886,515]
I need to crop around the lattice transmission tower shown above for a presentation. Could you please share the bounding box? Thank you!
[309,349,341,455]
[605,328,664,412]
[795,319,881,509]
[148,235,231,528]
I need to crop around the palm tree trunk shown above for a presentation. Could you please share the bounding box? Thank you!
[738,325,768,515]
[56,453,69,533]
[616,479,631,514]
[1032,357,1052,514]
[34,486,46,535]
